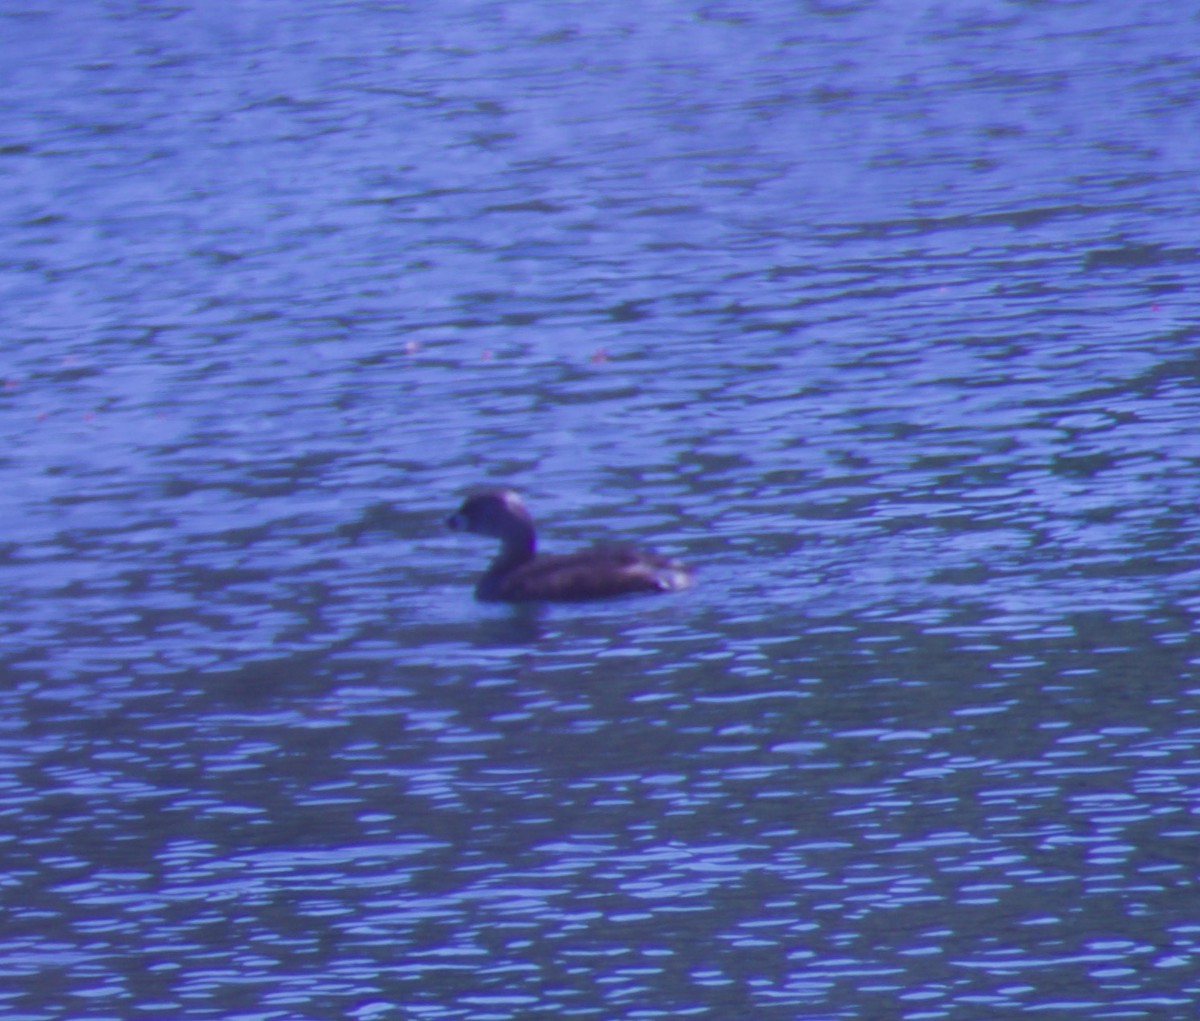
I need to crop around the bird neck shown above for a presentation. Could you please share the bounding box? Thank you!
[487,524,535,570]
[476,532,536,599]
[500,516,536,558]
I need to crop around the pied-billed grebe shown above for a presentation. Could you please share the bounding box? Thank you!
[446,488,693,602]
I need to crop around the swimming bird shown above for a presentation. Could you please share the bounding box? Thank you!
[446,488,693,602]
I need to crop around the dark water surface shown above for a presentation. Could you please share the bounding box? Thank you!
[3,1,1200,1018]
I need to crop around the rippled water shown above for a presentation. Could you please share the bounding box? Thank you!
[3,1,1200,1018]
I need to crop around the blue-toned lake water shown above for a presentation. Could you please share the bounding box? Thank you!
[3,1,1200,1018]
